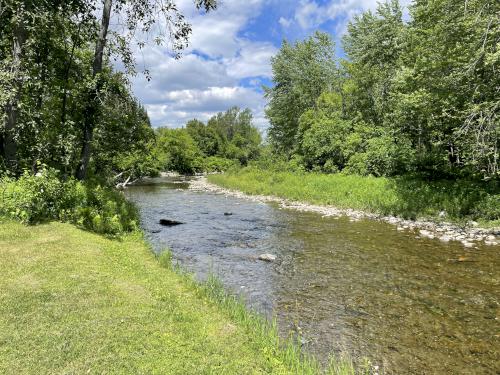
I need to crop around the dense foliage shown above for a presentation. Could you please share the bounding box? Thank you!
[0,0,218,232]
[0,168,138,234]
[153,107,262,174]
[265,0,499,179]
[0,0,218,182]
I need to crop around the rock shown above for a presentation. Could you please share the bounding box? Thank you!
[439,211,446,218]
[439,235,451,242]
[419,229,434,239]
[159,219,184,226]
[258,253,277,262]
[149,229,161,233]
[486,235,496,241]
[461,241,474,248]
[484,240,497,246]
[224,212,233,216]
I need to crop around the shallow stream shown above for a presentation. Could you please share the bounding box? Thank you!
[124,176,499,374]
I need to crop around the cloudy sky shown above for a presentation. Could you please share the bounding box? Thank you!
[127,0,407,131]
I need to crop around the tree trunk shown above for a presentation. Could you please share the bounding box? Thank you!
[75,0,112,180]
[60,22,82,128]
[2,15,27,172]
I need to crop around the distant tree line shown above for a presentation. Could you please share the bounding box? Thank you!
[265,0,499,179]
[153,107,262,174]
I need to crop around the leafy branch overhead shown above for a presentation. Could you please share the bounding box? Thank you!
[0,0,217,179]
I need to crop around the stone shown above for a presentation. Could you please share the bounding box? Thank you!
[461,241,474,248]
[159,219,184,226]
[224,212,233,216]
[439,236,451,242]
[419,229,434,239]
[258,253,277,262]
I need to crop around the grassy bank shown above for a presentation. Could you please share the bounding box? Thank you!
[208,168,500,226]
[0,220,360,374]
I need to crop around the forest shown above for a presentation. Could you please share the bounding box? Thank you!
[1,0,498,179]
[264,0,498,179]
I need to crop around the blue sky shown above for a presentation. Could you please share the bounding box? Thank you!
[129,0,410,130]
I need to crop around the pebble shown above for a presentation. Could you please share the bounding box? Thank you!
[258,253,277,262]
[189,177,500,247]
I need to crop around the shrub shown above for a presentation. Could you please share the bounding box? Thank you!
[0,168,138,235]
[203,156,239,172]
[473,194,500,221]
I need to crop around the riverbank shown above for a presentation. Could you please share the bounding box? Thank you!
[200,170,499,248]
[0,220,357,374]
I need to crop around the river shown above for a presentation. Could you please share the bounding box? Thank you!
[124,176,499,374]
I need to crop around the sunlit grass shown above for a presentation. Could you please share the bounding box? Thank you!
[0,219,361,374]
[208,167,499,225]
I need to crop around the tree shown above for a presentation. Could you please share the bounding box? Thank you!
[390,0,499,176]
[76,0,218,179]
[265,32,338,155]
[343,0,404,125]
[0,0,95,173]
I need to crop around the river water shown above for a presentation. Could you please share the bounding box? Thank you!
[124,176,499,374]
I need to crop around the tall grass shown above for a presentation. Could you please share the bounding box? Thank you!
[157,249,373,375]
[208,167,500,225]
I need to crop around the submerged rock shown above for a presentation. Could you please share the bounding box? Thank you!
[224,212,233,216]
[258,253,277,262]
[159,219,184,226]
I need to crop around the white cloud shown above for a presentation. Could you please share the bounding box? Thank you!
[126,0,274,129]
[145,86,267,130]
[225,41,277,79]
[294,0,413,33]
[279,17,292,28]
[180,0,266,58]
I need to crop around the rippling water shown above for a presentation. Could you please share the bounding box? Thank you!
[124,176,500,374]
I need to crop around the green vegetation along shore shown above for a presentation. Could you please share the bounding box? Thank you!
[207,168,500,227]
[0,220,361,374]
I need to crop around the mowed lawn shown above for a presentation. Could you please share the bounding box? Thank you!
[0,220,298,374]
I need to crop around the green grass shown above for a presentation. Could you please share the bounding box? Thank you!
[0,219,361,374]
[208,167,500,226]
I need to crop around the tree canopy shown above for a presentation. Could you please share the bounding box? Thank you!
[0,0,217,181]
[265,0,499,179]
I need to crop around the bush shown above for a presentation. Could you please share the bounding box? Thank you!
[0,168,138,235]
[202,156,239,172]
[473,194,500,221]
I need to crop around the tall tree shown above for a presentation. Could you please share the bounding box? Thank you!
[76,0,218,179]
[265,32,337,155]
[1,1,27,170]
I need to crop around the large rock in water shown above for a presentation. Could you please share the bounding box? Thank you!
[258,253,277,262]
[159,219,184,226]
